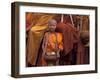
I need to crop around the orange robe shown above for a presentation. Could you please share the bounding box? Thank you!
[41,32,63,66]
[45,32,63,53]
[26,14,54,66]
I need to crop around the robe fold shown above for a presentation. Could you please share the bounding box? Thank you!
[56,22,87,64]
[26,14,54,66]
[56,22,80,55]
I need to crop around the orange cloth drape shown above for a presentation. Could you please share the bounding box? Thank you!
[26,14,55,65]
[45,32,63,52]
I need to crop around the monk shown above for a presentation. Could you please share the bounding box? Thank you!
[42,19,63,66]
[26,14,55,67]
[55,15,89,65]
[55,22,79,65]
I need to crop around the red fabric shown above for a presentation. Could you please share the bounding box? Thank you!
[56,22,80,55]
[77,41,85,64]
[56,22,87,64]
